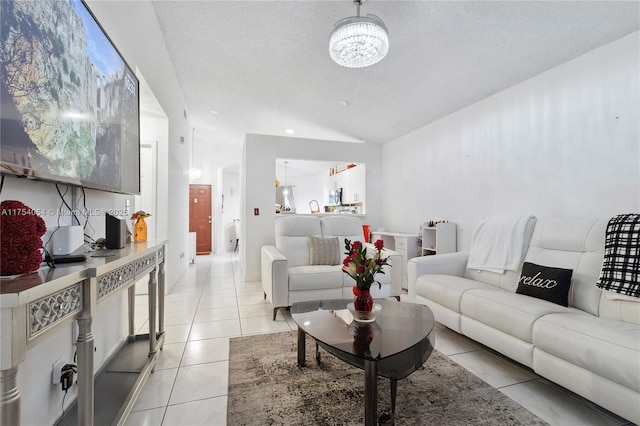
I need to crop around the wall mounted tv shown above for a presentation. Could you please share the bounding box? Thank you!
[0,0,140,195]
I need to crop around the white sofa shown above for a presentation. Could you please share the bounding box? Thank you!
[261,215,402,320]
[407,217,640,424]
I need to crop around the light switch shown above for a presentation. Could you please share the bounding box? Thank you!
[254,208,259,215]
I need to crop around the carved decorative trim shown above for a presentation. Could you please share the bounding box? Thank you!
[157,247,164,262]
[136,253,156,274]
[97,263,136,300]
[29,284,82,339]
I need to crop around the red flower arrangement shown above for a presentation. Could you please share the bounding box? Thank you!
[342,238,390,291]
[1,200,46,276]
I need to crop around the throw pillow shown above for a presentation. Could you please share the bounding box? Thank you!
[596,214,640,298]
[308,236,340,266]
[516,262,573,307]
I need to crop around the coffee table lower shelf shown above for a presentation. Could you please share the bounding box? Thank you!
[57,332,163,426]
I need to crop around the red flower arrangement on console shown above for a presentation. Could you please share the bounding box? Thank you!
[1,200,46,276]
[342,238,391,311]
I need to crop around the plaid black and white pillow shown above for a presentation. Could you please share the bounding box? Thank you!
[596,214,640,298]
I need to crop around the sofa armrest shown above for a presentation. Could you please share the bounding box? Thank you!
[407,252,469,301]
[261,245,289,309]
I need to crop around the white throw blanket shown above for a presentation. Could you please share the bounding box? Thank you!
[467,215,535,274]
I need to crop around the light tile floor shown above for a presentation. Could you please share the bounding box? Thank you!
[124,253,633,426]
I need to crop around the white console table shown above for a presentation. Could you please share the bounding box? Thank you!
[370,232,420,289]
[0,241,166,425]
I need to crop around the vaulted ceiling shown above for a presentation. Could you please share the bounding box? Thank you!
[150,1,639,171]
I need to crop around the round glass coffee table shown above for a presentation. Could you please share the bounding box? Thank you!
[291,299,435,426]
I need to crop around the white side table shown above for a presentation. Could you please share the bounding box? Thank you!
[370,232,420,289]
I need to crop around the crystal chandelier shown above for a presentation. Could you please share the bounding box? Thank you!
[329,0,389,68]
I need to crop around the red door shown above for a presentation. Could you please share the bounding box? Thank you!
[189,185,212,255]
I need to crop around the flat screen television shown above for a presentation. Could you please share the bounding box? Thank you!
[0,0,140,195]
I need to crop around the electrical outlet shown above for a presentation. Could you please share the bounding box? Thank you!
[52,360,65,385]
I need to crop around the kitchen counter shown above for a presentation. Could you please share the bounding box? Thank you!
[276,213,366,217]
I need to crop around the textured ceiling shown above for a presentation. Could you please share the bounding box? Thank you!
[149,1,639,170]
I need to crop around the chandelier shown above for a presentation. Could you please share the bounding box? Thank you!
[329,0,389,68]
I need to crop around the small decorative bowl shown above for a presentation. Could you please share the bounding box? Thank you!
[347,303,382,323]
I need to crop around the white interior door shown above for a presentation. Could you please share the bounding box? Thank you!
[135,140,158,295]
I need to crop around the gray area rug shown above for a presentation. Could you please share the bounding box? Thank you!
[227,331,548,425]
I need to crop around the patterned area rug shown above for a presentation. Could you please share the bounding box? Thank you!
[227,331,548,425]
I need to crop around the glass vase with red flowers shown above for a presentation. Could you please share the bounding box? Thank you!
[342,238,391,318]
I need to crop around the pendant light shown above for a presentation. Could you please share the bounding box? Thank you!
[329,0,389,68]
[282,161,289,195]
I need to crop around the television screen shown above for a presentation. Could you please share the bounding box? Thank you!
[0,0,140,194]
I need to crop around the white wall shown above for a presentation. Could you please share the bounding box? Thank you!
[222,170,240,251]
[140,115,170,244]
[87,0,191,286]
[285,173,325,214]
[241,134,384,281]
[382,32,640,251]
[3,1,192,424]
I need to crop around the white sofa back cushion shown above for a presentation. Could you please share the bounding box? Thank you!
[525,218,605,316]
[320,216,364,248]
[275,216,322,267]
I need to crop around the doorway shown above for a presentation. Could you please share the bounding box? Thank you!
[136,140,158,241]
[189,184,212,254]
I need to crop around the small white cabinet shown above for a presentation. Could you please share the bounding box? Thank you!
[370,231,420,289]
[421,222,456,255]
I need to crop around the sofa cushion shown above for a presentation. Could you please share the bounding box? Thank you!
[288,265,343,291]
[525,217,605,316]
[460,289,584,343]
[308,236,340,266]
[415,275,498,313]
[599,292,640,325]
[320,216,364,245]
[533,313,640,392]
[516,262,573,307]
[275,216,322,267]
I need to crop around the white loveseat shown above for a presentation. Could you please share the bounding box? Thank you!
[261,215,402,320]
[407,217,640,424]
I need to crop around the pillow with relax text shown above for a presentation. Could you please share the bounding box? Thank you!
[516,262,573,307]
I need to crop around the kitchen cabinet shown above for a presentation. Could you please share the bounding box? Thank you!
[345,164,365,204]
[370,231,419,289]
[339,164,365,205]
[421,222,457,255]
[323,164,366,212]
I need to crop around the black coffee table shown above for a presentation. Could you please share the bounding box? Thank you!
[291,299,435,426]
